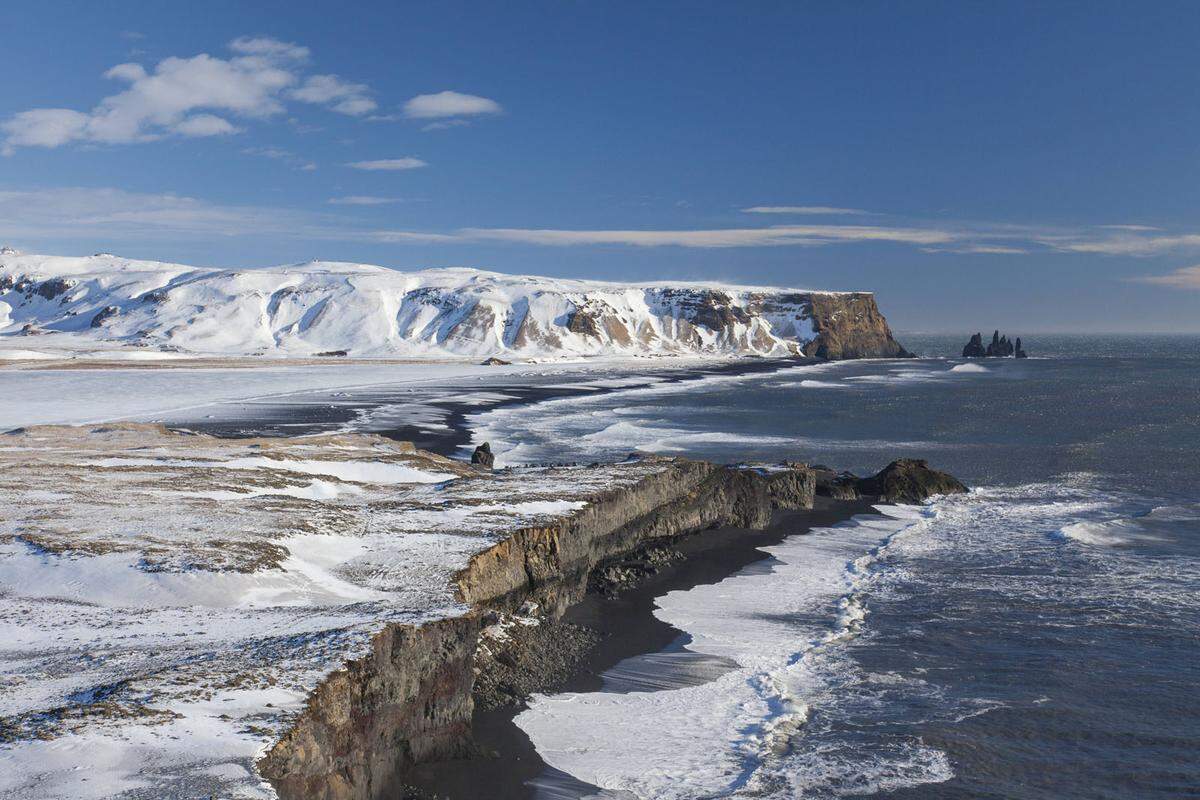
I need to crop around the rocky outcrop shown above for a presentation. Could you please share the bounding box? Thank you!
[802,293,912,359]
[470,442,495,469]
[261,458,816,800]
[814,459,969,503]
[258,617,479,800]
[456,459,816,615]
[963,330,1027,358]
[855,458,968,503]
[257,454,962,800]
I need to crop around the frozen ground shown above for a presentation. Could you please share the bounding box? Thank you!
[0,423,672,799]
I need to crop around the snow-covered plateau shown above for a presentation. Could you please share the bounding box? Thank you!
[0,251,909,360]
[0,423,683,799]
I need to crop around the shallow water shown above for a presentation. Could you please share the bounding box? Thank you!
[468,334,1200,798]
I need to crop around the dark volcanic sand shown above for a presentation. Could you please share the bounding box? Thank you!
[166,357,814,458]
[405,497,878,800]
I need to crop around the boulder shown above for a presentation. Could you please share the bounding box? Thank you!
[480,357,511,366]
[856,459,968,503]
[471,442,495,469]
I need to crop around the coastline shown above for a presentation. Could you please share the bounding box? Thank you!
[405,497,879,799]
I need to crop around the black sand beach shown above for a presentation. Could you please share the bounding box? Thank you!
[405,497,879,800]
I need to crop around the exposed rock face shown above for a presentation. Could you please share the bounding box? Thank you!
[801,293,912,359]
[90,305,120,328]
[812,466,862,500]
[258,617,479,800]
[1015,337,1027,358]
[262,459,817,800]
[455,459,816,615]
[470,442,495,469]
[855,458,968,503]
[963,330,1026,358]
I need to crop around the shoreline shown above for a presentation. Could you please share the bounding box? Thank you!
[405,497,878,799]
[160,355,821,458]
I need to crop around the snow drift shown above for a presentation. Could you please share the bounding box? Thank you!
[0,250,909,359]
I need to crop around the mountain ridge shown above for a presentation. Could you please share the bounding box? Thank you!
[0,251,910,360]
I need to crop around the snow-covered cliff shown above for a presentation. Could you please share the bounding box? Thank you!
[0,251,909,359]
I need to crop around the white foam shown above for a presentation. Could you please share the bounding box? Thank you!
[516,507,953,798]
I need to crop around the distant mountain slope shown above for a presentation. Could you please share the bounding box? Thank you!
[0,250,910,359]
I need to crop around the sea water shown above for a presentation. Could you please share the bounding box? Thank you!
[467,334,1200,799]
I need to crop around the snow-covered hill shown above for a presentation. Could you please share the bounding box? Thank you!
[0,250,909,359]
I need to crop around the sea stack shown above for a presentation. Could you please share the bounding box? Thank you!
[962,330,1026,358]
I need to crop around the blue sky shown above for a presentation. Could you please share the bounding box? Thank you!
[2,1,1199,332]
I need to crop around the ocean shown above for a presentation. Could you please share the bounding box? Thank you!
[461,334,1200,799]
[154,333,1200,798]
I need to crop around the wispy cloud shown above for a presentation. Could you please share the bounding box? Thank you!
[420,118,472,132]
[454,224,956,248]
[402,91,502,119]
[1129,265,1200,289]
[922,244,1027,255]
[347,157,427,171]
[1,37,376,154]
[242,146,316,171]
[328,195,400,205]
[1042,232,1200,256]
[742,205,871,216]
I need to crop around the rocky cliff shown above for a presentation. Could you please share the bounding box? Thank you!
[0,251,910,360]
[257,456,965,800]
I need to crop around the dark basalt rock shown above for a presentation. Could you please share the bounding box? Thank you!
[962,332,986,358]
[962,330,1027,358]
[985,330,1014,357]
[316,350,348,357]
[90,306,120,328]
[812,467,861,500]
[470,442,495,469]
[856,458,968,503]
[35,278,75,300]
[479,357,511,366]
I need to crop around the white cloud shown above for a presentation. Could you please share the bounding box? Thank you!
[328,196,399,205]
[1131,265,1200,289]
[455,224,956,248]
[1045,232,1200,256]
[347,157,427,171]
[1,36,378,153]
[227,36,310,62]
[742,205,871,216]
[291,74,376,116]
[174,114,239,137]
[1,110,90,154]
[403,91,502,119]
